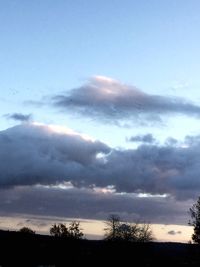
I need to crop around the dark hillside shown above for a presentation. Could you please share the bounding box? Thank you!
[0,230,200,266]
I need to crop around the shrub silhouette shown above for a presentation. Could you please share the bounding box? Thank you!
[19,227,35,234]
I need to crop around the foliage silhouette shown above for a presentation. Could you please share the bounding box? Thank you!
[19,227,35,234]
[50,221,84,239]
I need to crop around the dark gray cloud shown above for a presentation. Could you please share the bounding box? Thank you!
[127,134,156,143]
[52,76,200,124]
[0,123,110,187]
[0,185,192,225]
[4,113,32,122]
[1,123,200,201]
[167,230,182,235]
[0,123,199,224]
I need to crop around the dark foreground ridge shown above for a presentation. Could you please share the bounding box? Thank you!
[0,230,200,266]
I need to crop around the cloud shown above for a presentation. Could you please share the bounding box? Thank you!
[52,76,200,125]
[0,123,110,187]
[0,122,199,224]
[4,113,32,122]
[164,137,178,146]
[1,123,200,201]
[127,134,156,143]
[167,230,182,235]
[0,185,192,225]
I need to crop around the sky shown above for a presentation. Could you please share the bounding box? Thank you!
[1,0,200,242]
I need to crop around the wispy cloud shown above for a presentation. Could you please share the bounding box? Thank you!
[4,113,32,122]
[51,76,200,125]
[127,134,156,143]
[167,230,182,235]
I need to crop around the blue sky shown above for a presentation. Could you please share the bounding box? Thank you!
[1,0,200,241]
[1,0,200,145]
[1,0,200,94]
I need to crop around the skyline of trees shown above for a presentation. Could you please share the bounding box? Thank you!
[15,215,154,242]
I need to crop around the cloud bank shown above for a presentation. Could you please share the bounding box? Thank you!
[0,122,198,224]
[0,185,191,225]
[0,122,200,202]
[52,76,200,124]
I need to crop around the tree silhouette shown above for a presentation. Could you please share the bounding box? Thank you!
[50,221,84,239]
[104,214,121,240]
[104,214,154,242]
[19,227,35,234]
[50,223,69,237]
[117,223,139,241]
[137,223,154,242]
[68,221,84,239]
[189,196,200,243]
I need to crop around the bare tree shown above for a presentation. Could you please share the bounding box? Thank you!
[104,214,154,242]
[189,196,200,243]
[137,223,154,242]
[117,223,139,241]
[104,214,121,240]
